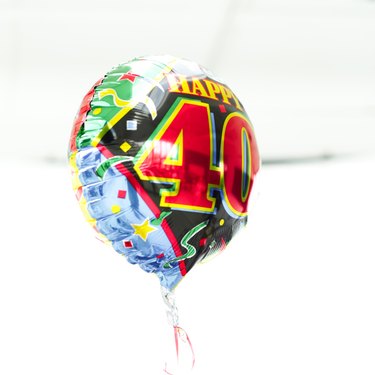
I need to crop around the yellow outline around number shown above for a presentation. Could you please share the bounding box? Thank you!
[134,98,222,213]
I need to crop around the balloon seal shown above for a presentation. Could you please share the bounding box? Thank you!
[161,286,195,374]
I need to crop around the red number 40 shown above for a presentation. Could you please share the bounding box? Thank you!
[134,98,259,217]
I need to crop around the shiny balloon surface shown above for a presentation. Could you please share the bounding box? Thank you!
[69,55,260,290]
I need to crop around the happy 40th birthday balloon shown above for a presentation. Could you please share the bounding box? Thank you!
[68,55,260,290]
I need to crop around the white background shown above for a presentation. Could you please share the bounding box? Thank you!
[0,0,374,374]
[1,0,374,160]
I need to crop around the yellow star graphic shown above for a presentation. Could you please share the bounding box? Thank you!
[131,219,156,241]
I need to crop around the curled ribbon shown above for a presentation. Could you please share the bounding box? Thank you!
[162,287,195,374]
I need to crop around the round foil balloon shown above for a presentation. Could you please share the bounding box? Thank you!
[69,55,260,290]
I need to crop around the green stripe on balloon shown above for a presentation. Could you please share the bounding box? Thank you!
[95,156,133,179]
[150,211,172,226]
[163,220,208,269]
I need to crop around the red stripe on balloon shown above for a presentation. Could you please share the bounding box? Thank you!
[69,78,103,153]
[97,145,187,276]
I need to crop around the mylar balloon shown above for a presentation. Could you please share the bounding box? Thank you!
[69,55,260,290]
